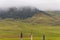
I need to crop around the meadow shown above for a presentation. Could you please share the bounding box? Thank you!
[0,19,60,40]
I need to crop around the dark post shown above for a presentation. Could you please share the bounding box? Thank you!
[43,35,45,40]
[20,32,23,40]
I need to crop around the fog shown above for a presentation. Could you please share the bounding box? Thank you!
[0,0,60,10]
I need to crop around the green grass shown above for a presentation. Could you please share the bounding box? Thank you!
[0,37,60,40]
[0,19,60,40]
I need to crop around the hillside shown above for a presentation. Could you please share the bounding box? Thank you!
[47,11,60,17]
[0,19,60,40]
[26,11,60,26]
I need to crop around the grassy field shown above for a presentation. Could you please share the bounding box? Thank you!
[0,19,60,40]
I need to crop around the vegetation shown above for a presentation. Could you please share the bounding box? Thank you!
[0,19,59,40]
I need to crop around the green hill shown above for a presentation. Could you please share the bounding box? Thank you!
[0,19,60,40]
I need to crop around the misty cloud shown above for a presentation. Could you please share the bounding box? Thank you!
[0,0,60,10]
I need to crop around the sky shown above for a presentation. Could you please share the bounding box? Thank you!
[0,0,60,10]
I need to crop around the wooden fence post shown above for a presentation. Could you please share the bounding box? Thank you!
[30,32,33,40]
[43,35,45,40]
[20,32,23,40]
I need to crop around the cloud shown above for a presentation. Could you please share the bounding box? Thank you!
[0,0,60,10]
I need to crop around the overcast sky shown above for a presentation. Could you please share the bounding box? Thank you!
[0,0,60,10]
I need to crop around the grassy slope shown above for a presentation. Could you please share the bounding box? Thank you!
[0,19,60,40]
[47,11,60,17]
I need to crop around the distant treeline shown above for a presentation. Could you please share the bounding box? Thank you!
[0,7,40,19]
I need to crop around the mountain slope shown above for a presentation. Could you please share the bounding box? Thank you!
[26,11,60,25]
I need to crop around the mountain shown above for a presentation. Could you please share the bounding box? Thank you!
[0,7,60,26]
[25,11,60,26]
[0,7,40,19]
